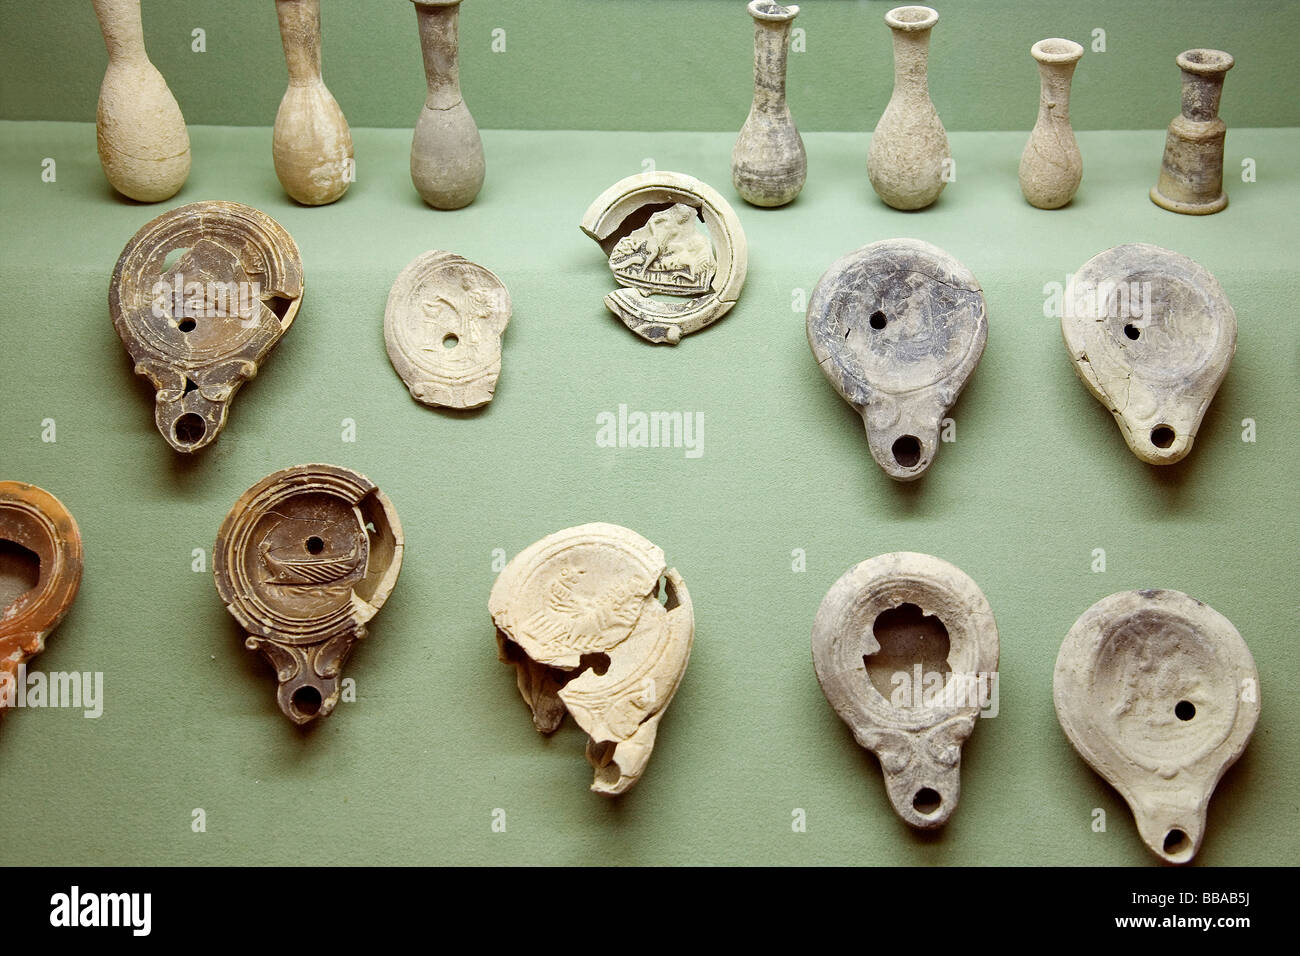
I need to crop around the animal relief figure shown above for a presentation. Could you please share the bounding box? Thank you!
[523,566,645,652]
[581,171,748,344]
[490,524,695,795]
[609,203,717,296]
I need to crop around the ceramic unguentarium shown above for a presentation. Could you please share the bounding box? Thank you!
[384,251,511,409]
[410,0,484,209]
[490,524,694,796]
[1054,590,1259,863]
[867,6,949,210]
[581,171,748,344]
[1061,243,1235,465]
[732,1,806,207]
[807,238,986,480]
[1151,49,1234,215]
[92,0,191,202]
[0,483,83,717]
[1019,38,1085,209]
[812,553,999,829]
[109,201,304,453]
[213,464,404,725]
[273,0,354,205]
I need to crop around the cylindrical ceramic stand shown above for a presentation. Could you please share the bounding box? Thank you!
[1019,38,1084,209]
[273,0,353,206]
[92,0,190,202]
[1151,49,1234,215]
[866,5,948,211]
[731,1,806,207]
[410,0,485,210]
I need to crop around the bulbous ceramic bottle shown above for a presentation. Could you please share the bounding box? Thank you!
[731,1,806,207]
[1019,38,1084,209]
[273,0,353,205]
[92,0,190,202]
[866,5,948,211]
[410,0,485,209]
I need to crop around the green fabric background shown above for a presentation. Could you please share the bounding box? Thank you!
[1,122,1296,866]
[2,0,1299,131]
[0,0,1298,868]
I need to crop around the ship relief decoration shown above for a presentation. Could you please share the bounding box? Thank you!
[213,465,404,725]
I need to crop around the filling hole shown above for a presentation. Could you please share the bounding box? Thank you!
[1123,323,1140,340]
[869,310,887,330]
[443,333,459,349]
[177,317,197,333]
[1175,700,1195,721]
[305,536,325,555]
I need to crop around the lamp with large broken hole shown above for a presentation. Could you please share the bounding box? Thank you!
[580,171,747,345]
[811,552,999,828]
[1,482,83,718]
[489,523,694,795]
[213,464,403,725]
[109,200,304,452]
[806,238,986,480]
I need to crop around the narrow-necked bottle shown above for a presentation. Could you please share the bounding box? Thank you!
[273,0,354,205]
[866,5,948,211]
[410,0,485,209]
[732,1,806,207]
[1019,38,1084,209]
[92,0,190,202]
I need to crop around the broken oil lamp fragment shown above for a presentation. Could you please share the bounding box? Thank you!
[490,523,694,795]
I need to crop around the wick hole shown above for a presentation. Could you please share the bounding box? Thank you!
[892,435,921,468]
[1151,425,1175,449]
[172,413,206,445]
[1163,828,1190,856]
[291,685,322,717]
[913,788,942,815]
